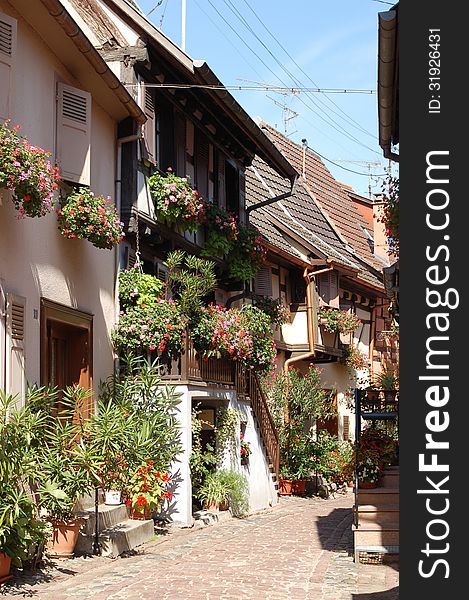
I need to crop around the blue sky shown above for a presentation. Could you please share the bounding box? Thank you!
[138,0,395,196]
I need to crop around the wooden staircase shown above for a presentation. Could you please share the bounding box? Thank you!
[353,466,399,562]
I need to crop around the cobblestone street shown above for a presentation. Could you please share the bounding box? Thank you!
[1,494,398,600]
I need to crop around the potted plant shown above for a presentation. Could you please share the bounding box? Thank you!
[197,470,248,516]
[318,307,361,334]
[57,187,124,250]
[36,387,98,558]
[374,367,398,402]
[240,434,251,465]
[357,457,381,489]
[0,122,60,218]
[197,471,230,512]
[200,203,238,258]
[124,459,172,520]
[227,223,267,282]
[148,168,206,232]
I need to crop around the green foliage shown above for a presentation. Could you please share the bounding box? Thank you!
[118,267,165,310]
[253,296,290,326]
[227,224,268,282]
[215,408,239,464]
[262,366,335,480]
[111,300,187,356]
[200,203,238,258]
[165,250,217,320]
[318,307,361,334]
[373,366,399,390]
[148,169,206,232]
[189,408,217,501]
[310,432,354,484]
[197,469,249,517]
[379,175,399,257]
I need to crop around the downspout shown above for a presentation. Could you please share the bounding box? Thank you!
[114,126,143,338]
[246,175,298,217]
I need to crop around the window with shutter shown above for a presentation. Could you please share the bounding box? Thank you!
[318,271,339,306]
[56,82,91,185]
[5,293,26,404]
[141,85,156,164]
[343,415,350,441]
[254,267,272,296]
[0,13,17,121]
[195,129,209,199]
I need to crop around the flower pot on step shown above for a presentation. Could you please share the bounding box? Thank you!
[293,479,307,495]
[0,552,12,585]
[104,490,122,505]
[45,518,84,558]
[358,480,379,489]
[129,506,152,520]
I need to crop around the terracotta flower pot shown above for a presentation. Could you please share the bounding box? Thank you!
[358,480,378,489]
[0,552,12,585]
[129,506,152,520]
[45,518,83,558]
[278,478,294,496]
[293,479,307,495]
[203,500,220,512]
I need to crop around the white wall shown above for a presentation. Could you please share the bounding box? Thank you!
[0,2,117,391]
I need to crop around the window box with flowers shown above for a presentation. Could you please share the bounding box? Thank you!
[253,296,290,326]
[240,434,251,465]
[148,168,206,232]
[0,122,60,218]
[192,304,276,374]
[318,307,361,334]
[111,298,187,357]
[57,187,124,250]
[340,345,369,371]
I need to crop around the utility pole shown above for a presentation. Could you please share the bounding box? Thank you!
[181,0,186,51]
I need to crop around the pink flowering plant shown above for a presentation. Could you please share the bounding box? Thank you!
[148,168,205,232]
[0,122,60,218]
[228,224,268,282]
[192,304,276,373]
[253,296,290,326]
[57,187,124,250]
[318,307,361,334]
[201,203,238,258]
[111,299,187,356]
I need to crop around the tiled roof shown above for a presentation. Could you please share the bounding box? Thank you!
[246,154,385,291]
[259,122,387,274]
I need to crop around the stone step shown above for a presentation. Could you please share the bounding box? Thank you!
[358,488,399,507]
[353,524,399,548]
[75,517,154,558]
[356,504,399,527]
[75,503,129,536]
[381,468,399,489]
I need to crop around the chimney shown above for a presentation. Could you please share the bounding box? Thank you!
[301,139,307,180]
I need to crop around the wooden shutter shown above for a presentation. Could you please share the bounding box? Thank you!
[56,82,91,184]
[142,86,156,164]
[254,267,272,296]
[318,271,339,307]
[0,13,17,121]
[175,112,186,176]
[5,293,26,404]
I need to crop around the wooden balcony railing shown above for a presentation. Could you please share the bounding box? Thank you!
[158,335,279,476]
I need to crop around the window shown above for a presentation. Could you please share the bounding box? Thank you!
[40,299,93,418]
[0,12,17,121]
[56,82,91,185]
[318,271,339,307]
[225,161,239,214]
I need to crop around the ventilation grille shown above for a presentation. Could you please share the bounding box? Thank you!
[0,19,12,56]
[62,89,88,124]
[343,415,350,441]
[10,302,24,341]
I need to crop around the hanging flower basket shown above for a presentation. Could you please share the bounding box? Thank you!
[318,307,361,334]
[148,168,206,232]
[57,187,124,250]
[0,122,60,218]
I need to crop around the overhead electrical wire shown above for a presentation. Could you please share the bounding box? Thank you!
[204,0,379,155]
[238,0,377,139]
[129,83,374,93]
[306,144,387,177]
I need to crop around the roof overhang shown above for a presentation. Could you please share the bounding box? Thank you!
[9,0,145,124]
[377,5,399,162]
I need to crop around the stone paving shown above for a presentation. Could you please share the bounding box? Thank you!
[0,492,399,600]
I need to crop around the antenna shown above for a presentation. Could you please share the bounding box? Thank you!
[266,95,299,134]
[333,159,382,198]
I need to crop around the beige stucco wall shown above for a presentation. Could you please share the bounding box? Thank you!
[0,2,118,390]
